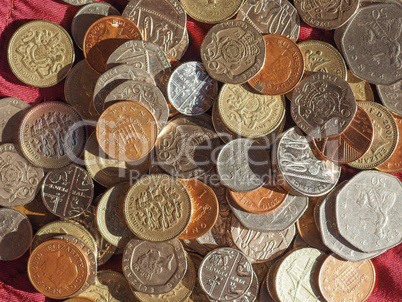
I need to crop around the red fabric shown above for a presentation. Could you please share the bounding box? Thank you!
[0,1,401,302]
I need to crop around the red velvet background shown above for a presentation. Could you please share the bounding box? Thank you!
[0,1,401,301]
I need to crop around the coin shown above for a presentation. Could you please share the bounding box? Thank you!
[248,34,304,95]
[291,72,357,138]
[377,79,402,116]
[63,0,94,5]
[181,0,243,23]
[168,30,189,61]
[341,3,402,85]
[293,234,310,249]
[236,0,300,41]
[8,20,74,88]
[347,70,375,102]
[0,143,44,207]
[201,20,266,84]
[28,239,89,299]
[96,101,158,162]
[83,16,142,74]
[318,254,376,302]
[19,101,87,169]
[65,298,95,302]
[186,254,211,302]
[348,102,398,169]
[259,279,276,302]
[310,106,374,164]
[0,208,32,261]
[0,97,31,144]
[123,238,187,294]
[168,61,218,116]
[72,2,120,50]
[124,174,192,241]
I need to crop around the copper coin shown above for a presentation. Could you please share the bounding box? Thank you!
[318,254,376,302]
[41,164,94,218]
[229,184,288,214]
[28,239,89,299]
[83,16,142,74]
[0,208,32,261]
[19,101,87,169]
[310,106,374,164]
[248,34,304,95]
[178,179,219,240]
[96,101,158,162]
[0,97,31,144]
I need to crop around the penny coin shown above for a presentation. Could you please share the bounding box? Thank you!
[155,114,221,179]
[341,3,402,85]
[293,234,310,250]
[0,208,32,261]
[318,254,376,302]
[294,0,359,29]
[124,174,192,242]
[83,16,142,74]
[291,72,357,138]
[19,101,87,169]
[298,40,347,80]
[103,80,169,131]
[178,179,219,240]
[236,0,300,41]
[310,106,374,164]
[0,97,31,144]
[260,279,276,302]
[96,182,133,248]
[336,170,402,253]
[266,258,281,302]
[123,238,188,294]
[168,61,218,116]
[0,143,44,207]
[42,164,94,218]
[96,101,158,162]
[377,79,402,116]
[181,0,243,23]
[93,65,156,115]
[253,261,269,288]
[199,247,253,301]
[348,102,398,169]
[249,34,304,95]
[63,0,94,5]
[72,2,120,50]
[347,70,375,102]
[201,20,266,84]
[8,20,74,88]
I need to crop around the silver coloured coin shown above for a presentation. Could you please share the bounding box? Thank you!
[377,79,402,116]
[62,0,93,6]
[0,97,31,144]
[168,61,218,116]
[168,29,189,60]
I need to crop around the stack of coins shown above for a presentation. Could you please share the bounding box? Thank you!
[1,0,401,301]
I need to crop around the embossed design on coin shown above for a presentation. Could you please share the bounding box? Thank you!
[0,98,31,144]
[181,0,243,23]
[377,79,402,116]
[347,70,375,102]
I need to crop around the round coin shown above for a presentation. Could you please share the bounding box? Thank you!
[8,20,74,87]
[0,97,31,144]
[347,70,375,102]
[63,0,93,5]
[181,0,243,23]
[377,79,402,116]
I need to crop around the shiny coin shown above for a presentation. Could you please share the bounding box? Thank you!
[347,70,375,102]
[0,208,32,261]
[8,20,74,88]
[63,0,93,5]
[19,101,87,169]
[123,238,187,294]
[0,97,31,144]
[124,174,192,242]
[0,143,44,207]
[42,164,94,218]
[96,101,158,162]
[181,0,243,23]
[377,79,402,116]
[201,20,266,84]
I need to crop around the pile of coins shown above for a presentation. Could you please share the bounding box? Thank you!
[1,0,401,301]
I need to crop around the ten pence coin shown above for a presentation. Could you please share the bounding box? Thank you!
[181,0,243,23]
[0,97,31,144]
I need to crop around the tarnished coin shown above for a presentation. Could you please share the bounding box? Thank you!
[274,127,341,197]
[42,164,94,218]
[294,0,359,29]
[318,255,376,302]
[0,143,44,207]
[236,0,300,41]
[72,2,120,50]
[168,61,218,116]
[124,174,192,241]
[181,0,243,23]
[8,20,74,88]
[186,253,210,302]
[96,101,158,162]
[347,70,375,102]
[63,0,94,5]
[249,34,304,95]
[377,79,402,116]
[123,238,187,294]
[291,72,357,138]
[19,101,87,169]
[217,138,270,192]
[83,16,142,74]
[336,171,402,253]
[0,208,32,261]
[0,97,31,144]
[341,3,402,85]
[201,20,266,84]
[293,234,310,250]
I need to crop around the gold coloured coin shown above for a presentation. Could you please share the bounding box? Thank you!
[181,0,243,23]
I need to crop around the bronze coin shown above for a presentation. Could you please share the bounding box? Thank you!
[83,16,142,74]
